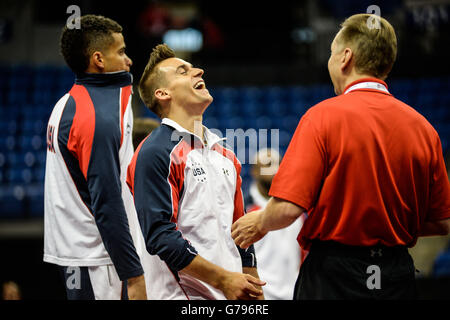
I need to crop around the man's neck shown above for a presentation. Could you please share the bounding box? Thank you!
[166,109,204,139]
[340,72,380,95]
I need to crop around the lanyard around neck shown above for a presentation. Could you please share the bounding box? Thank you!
[344,81,389,95]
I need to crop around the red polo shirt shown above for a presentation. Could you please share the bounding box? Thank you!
[269,78,450,250]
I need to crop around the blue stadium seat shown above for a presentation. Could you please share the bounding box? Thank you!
[18,135,44,151]
[215,87,239,104]
[279,130,292,149]
[31,89,54,105]
[35,151,46,168]
[281,116,299,134]
[215,101,239,118]
[203,116,218,131]
[240,86,263,105]
[264,86,287,104]
[241,101,263,118]
[0,121,19,139]
[24,183,44,217]
[28,192,44,217]
[8,65,33,90]
[286,85,310,103]
[23,151,37,168]
[7,88,29,105]
[266,100,288,117]
[255,116,273,129]
[222,116,245,131]
[31,166,45,183]
[5,168,24,184]
[0,185,26,218]
[0,152,5,168]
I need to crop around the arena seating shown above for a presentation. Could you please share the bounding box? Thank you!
[0,64,449,218]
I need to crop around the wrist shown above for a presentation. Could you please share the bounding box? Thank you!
[213,268,230,291]
[127,274,144,285]
[256,210,269,235]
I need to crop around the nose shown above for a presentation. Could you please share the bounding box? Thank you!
[193,67,204,77]
[126,54,133,67]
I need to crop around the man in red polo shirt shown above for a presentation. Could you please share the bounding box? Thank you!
[232,13,450,299]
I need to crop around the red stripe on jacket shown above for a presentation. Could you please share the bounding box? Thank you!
[68,85,96,180]
[168,140,192,223]
[120,86,132,146]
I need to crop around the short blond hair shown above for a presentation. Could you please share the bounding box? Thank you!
[337,13,397,79]
[138,44,176,118]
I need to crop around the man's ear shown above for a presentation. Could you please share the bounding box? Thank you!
[91,51,105,71]
[155,88,171,102]
[340,47,353,72]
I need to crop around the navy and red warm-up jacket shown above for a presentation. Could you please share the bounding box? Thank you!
[43,71,143,280]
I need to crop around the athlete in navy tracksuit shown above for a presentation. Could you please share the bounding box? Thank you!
[44,15,147,300]
[44,71,148,299]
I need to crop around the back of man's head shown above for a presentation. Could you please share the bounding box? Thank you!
[337,13,397,80]
[138,44,176,118]
[60,14,122,74]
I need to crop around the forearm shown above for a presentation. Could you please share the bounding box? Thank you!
[419,218,450,237]
[260,197,305,233]
[94,201,144,280]
[180,255,228,290]
[181,255,265,300]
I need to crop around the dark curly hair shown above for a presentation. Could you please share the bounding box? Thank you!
[60,14,122,74]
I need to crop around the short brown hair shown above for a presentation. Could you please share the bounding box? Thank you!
[60,15,122,74]
[337,13,397,79]
[138,44,176,118]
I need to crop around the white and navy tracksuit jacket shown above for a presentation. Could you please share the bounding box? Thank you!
[127,118,256,300]
[44,72,144,281]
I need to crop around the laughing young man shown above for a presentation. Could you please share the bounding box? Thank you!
[126,44,265,300]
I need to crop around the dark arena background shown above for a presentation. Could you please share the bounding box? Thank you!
[0,0,449,301]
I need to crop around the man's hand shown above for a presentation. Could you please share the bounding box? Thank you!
[180,255,265,300]
[127,274,147,300]
[243,267,265,300]
[231,210,267,249]
[218,270,266,300]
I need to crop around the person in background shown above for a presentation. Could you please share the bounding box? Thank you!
[132,117,160,149]
[2,281,21,300]
[245,148,305,299]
